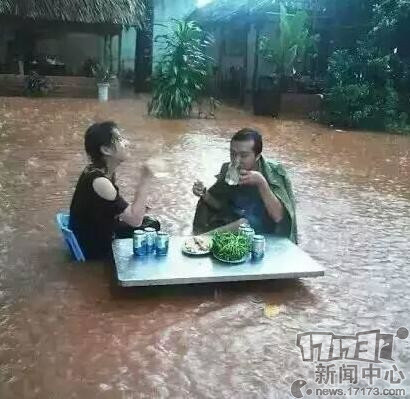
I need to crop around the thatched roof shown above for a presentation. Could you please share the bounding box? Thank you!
[191,0,329,24]
[0,0,146,26]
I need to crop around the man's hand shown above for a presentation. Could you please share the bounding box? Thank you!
[239,170,266,187]
[193,180,207,197]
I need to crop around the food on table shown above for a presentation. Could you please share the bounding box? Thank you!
[212,232,251,262]
[183,236,211,254]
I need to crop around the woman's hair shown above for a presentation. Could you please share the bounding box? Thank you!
[84,121,118,168]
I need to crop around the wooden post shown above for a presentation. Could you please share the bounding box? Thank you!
[103,35,108,65]
[217,25,225,95]
[252,25,260,93]
[109,35,113,72]
[241,0,252,105]
[241,22,250,105]
[18,60,25,76]
[117,27,123,75]
[134,0,154,92]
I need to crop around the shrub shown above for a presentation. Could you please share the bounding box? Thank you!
[23,71,53,97]
[148,20,214,119]
[322,46,409,132]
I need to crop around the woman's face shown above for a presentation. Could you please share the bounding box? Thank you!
[110,128,130,163]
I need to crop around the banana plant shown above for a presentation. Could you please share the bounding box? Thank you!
[259,4,318,78]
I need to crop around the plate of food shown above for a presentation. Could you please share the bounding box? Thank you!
[211,232,251,264]
[182,236,212,256]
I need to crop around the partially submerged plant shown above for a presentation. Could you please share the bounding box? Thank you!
[148,19,214,119]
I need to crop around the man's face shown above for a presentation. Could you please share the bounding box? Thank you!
[230,139,260,170]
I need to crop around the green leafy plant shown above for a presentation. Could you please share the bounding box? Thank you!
[92,63,114,84]
[259,4,318,78]
[23,71,53,97]
[212,232,251,262]
[82,58,98,77]
[322,45,409,132]
[319,0,410,134]
[148,20,214,119]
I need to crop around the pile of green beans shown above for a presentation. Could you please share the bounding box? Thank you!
[212,232,251,261]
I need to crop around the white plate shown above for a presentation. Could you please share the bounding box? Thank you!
[181,237,211,256]
[181,247,211,256]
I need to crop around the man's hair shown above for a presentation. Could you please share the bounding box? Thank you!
[231,128,263,155]
[84,121,118,167]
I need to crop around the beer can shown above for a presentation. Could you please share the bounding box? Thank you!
[156,232,169,256]
[133,230,147,256]
[238,222,250,235]
[252,235,265,260]
[240,226,255,245]
[144,227,157,254]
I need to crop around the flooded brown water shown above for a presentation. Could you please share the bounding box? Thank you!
[0,96,409,399]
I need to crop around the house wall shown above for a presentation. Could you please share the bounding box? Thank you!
[0,23,16,65]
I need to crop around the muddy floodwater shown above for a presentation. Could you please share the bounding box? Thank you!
[0,96,409,399]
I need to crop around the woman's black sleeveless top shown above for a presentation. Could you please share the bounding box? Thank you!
[69,166,128,259]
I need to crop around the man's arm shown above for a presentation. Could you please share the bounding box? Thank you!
[199,218,248,236]
[193,163,230,211]
[257,178,285,223]
[239,170,284,223]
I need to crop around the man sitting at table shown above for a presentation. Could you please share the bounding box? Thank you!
[192,128,298,243]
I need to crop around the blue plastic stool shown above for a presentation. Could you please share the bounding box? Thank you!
[55,212,85,262]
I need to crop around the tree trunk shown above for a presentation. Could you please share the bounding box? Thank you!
[109,35,113,72]
[240,23,250,106]
[252,26,260,93]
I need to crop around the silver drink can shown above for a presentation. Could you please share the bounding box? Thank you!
[252,235,265,260]
[133,230,147,256]
[156,232,169,256]
[241,227,255,244]
[144,227,157,254]
[238,222,251,235]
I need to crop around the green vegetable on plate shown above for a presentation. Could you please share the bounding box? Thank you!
[211,232,251,261]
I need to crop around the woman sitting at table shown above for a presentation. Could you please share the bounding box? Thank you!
[69,121,160,260]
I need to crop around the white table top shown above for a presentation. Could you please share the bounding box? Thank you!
[112,236,324,287]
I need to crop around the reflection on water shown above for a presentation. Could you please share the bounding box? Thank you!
[0,96,409,398]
